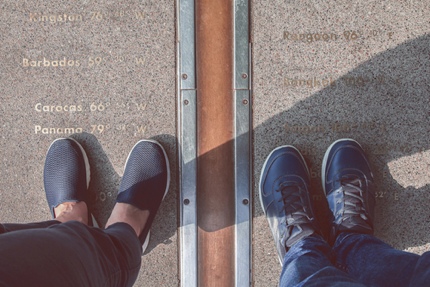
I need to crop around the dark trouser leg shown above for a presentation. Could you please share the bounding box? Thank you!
[0,221,141,287]
[0,220,60,233]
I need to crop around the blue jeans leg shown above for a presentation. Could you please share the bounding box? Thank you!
[280,234,366,287]
[334,232,430,287]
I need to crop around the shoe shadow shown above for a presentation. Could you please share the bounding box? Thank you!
[70,132,178,254]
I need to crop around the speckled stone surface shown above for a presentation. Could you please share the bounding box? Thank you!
[252,1,430,286]
[0,1,177,286]
[1,0,430,286]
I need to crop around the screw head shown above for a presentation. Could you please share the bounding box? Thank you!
[241,73,248,79]
[242,199,249,205]
[242,99,248,105]
[184,99,189,105]
[184,199,190,205]
[182,74,188,80]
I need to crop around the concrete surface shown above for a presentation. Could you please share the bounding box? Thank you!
[252,1,430,286]
[0,1,177,286]
[1,0,429,286]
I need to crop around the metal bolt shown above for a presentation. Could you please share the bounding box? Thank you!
[242,199,249,205]
[241,73,248,79]
[184,99,189,105]
[182,74,188,80]
[184,199,190,205]
[242,99,248,105]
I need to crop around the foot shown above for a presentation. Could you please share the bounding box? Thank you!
[44,138,93,225]
[108,140,170,253]
[322,139,375,243]
[106,203,149,238]
[54,201,88,224]
[259,145,318,265]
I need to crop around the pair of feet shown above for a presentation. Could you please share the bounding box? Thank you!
[44,138,170,252]
[259,138,375,264]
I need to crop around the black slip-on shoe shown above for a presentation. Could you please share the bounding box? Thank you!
[116,140,170,253]
[322,138,375,243]
[259,145,319,265]
[44,137,97,226]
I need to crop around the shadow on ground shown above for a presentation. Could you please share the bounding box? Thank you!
[71,132,177,254]
[253,34,430,250]
[66,33,429,273]
[173,34,430,253]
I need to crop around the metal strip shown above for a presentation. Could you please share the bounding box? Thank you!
[179,90,197,287]
[179,0,251,285]
[179,0,196,90]
[234,90,251,287]
[234,0,251,286]
[196,0,236,285]
[178,0,197,285]
[234,0,250,90]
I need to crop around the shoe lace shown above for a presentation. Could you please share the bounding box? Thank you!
[277,182,312,226]
[339,177,368,221]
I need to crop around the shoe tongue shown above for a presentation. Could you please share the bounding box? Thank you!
[280,184,300,206]
[280,184,299,195]
[342,177,363,203]
[339,216,373,233]
[341,176,361,187]
[285,224,314,247]
[341,178,373,233]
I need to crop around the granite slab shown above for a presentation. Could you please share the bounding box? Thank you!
[0,1,177,286]
[252,1,430,286]
[2,0,430,286]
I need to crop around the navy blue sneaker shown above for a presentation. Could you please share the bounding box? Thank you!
[116,140,170,252]
[44,138,97,226]
[259,145,318,264]
[322,139,375,243]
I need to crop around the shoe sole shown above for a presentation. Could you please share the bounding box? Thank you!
[123,139,171,253]
[46,137,98,227]
[321,138,361,195]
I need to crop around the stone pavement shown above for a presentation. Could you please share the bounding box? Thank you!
[1,0,429,286]
[252,1,430,286]
[1,1,177,286]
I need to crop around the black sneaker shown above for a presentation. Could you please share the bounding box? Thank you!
[322,139,375,243]
[259,145,318,264]
[44,138,97,226]
[116,140,170,252]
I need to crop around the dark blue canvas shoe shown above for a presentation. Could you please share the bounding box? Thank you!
[44,138,97,226]
[116,140,170,252]
[259,145,318,265]
[322,139,375,243]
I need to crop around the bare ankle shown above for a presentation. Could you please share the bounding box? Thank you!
[54,202,88,225]
[106,203,149,237]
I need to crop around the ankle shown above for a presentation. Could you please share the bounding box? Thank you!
[106,203,149,237]
[54,201,88,225]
